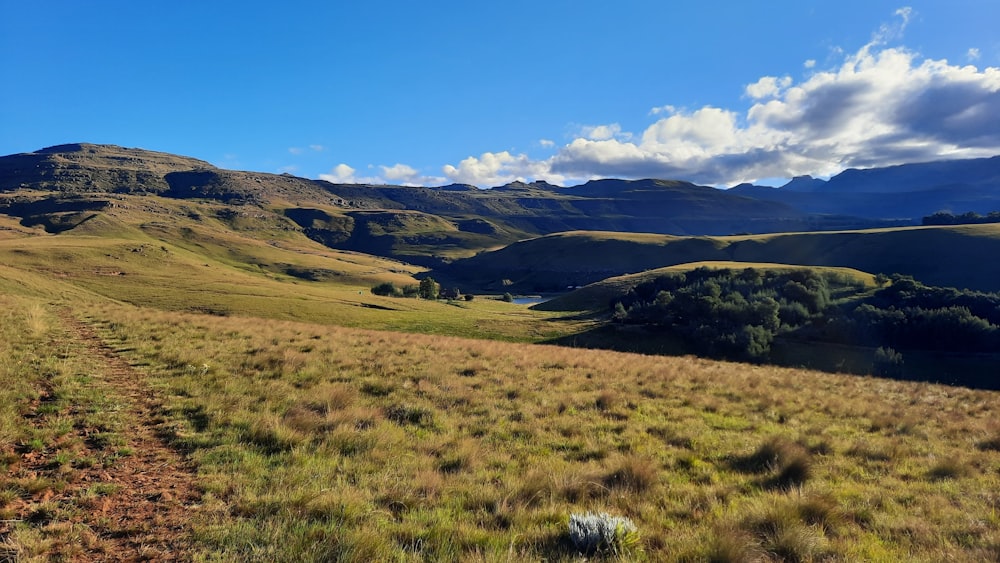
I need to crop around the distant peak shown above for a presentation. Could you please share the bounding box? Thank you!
[37,143,94,153]
[781,175,827,192]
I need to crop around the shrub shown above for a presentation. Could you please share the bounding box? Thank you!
[501,292,514,303]
[418,277,440,300]
[872,347,904,377]
[370,282,400,297]
[568,512,640,556]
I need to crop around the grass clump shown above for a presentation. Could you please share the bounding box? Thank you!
[731,436,812,490]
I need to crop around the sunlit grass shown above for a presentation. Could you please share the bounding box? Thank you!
[72,301,1000,561]
[0,297,138,560]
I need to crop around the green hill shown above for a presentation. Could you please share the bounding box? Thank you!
[538,261,876,313]
[444,225,1000,293]
[0,144,905,267]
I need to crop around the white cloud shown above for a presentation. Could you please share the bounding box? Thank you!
[380,163,418,181]
[313,9,1000,189]
[318,162,445,186]
[319,163,358,183]
[895,6,913,26]
[378,163,445,186]
[289,145,324,155]
[440,9,1000,187]
[539,139,555,148]
[442,151,565,186]
[745,76,792,99]
[804,59,816,69]
[579,123,630,141]
[968,48,981,61]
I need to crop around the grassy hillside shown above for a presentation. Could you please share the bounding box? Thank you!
[444,225,1000,292]
[0,194,589,343]
[2,144,999,560]
[3,298,999,561]
[538,261,876,313]
[2,144,912,268]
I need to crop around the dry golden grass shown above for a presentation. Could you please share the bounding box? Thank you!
[60,301,1000,562]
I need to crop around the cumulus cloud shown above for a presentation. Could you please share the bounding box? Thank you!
[442,151,565,186]
[968,48,981,61]
[319,163,359,183]
[579,123,630,141]
[745,76,792,99]
[539,139,555,148]
[315,9,1000,188]
[444,8,1000,187]
[318,162,444,186]
[377,163,445,186]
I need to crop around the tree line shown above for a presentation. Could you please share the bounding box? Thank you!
[922,211,1000,226]
[611,267,1000,363]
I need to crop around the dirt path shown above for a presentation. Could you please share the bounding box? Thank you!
[43,316,199,561]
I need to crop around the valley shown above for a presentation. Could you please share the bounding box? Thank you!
[0,143,998,561]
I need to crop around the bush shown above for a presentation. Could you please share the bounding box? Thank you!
[568,512,640,556]
[370,282,400,297]
[872,346,903,377]
[501,292,514,303]
[419,277,440,300]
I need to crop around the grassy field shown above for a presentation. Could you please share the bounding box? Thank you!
[2,300,995,561]
[1,192,999,560]
[0,199,591,343]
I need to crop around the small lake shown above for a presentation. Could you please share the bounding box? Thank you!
[512,296,551,306]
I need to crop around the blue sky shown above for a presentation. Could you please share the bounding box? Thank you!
[2,1,999,187]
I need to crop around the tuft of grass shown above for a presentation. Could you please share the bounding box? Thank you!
[731,436,812,490]
[927,457,974,481]
[738,499,830,562]
[603,456,658,493]
[976,430,1000,452]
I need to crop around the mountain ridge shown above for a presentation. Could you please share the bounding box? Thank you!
[2,143,999,266]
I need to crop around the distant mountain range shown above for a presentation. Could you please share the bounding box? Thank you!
[2,143,999,266]
[729,156,1000,218]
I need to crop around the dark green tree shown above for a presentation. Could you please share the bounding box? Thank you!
[418,277,440,300]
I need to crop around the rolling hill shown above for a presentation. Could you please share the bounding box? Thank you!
[441,225,1000,293]
[2,146,1000,561]
[3,143,1000,296]
[0,143,929,268]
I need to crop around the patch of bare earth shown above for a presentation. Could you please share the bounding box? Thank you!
[1,312,200,561]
